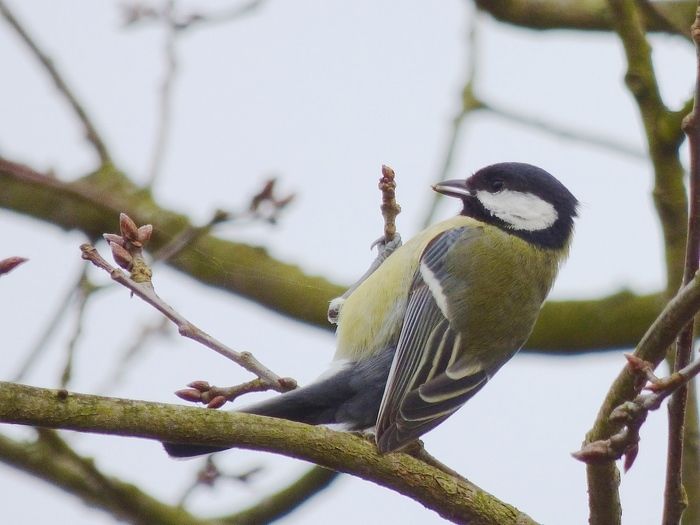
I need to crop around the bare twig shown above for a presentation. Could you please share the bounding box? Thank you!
[81,214,296,392]
[99,317,170,392]
[0,256,27,276]
[327,165,403,324]
[0,1,111,165]
[121,0,274,187]
[582,266,700,525]
[0,429,205,525]
[483,100,645,159]
[574,354,700,470]
[177,457,262,506]
[147,0,178,187]
[422,12,644,227]
[13,267,102,382]
[229,466,339,524]
[122,0,270,32]
[663,7,700,523]
[175,378,272,408]
[150,209,230,262]
[152,179,294,263]
[378,165,401,243]
[584,1,694,523]
[422,13,480,227]
[0,154,672,353]
[60,273,96,388]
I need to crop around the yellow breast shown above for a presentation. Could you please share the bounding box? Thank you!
[334,216,476,362]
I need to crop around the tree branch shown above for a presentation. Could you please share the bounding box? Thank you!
[0,156,670,354]
[664,6,700,523]
[604,2,699,524]
[0,382,538,525]
[474,0,695,37]
[582,269,700,524]
[0,430,204,525]
[80,241,295,392]
[226,466,339,525]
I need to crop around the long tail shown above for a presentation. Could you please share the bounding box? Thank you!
[163,347,393,458]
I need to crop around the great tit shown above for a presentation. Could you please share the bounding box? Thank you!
[165,162,577,457]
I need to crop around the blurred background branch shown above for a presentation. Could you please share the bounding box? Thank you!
[1,1,699,524]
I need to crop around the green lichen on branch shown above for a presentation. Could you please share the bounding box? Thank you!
[474,0,694,36]
[228,466,339,524]
[0,432,203,525]
[0,382,538,525]
[0,157,668,355]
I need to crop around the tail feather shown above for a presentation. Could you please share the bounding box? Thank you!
[163,347,393,458]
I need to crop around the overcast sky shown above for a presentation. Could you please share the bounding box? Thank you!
[0,1,697,524]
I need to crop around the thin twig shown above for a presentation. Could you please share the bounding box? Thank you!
[663,7,700,523]
[483,100,645,159]
[586,2,692,523]
[574,353,700,469]
[582,264,700,525]
[228,466,339,524]
[147,1,178,187]
[0,1,111,165]
[60,274,95,388]
[328,165,403,324]
[421,12,645,228]
[152,179,294,263]
[80,221,296,392]
[422,13,480,227]
[99,317,170,393]
[122,0,270,32]
[175,378,272,408]
[13,267,99,382]
[177,457,262,506]
[378,165,401,243]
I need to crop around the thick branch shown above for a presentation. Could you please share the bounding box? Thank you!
[226,466,339,524]
[474,0,694,36]
[664,7,700,523]
[604,2,698,524]
[0,157,667,354]
[0,382,538,525]
[0,157,340,328]
[0,431,203,525]
[583,269,700,525]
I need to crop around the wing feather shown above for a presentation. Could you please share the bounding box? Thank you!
[375,227,490,453]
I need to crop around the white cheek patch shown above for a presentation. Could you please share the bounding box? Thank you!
[476,189,558,231]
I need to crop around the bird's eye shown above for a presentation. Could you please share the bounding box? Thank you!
[491,180,504,192]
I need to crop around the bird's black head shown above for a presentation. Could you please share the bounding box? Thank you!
[433,162,579,249]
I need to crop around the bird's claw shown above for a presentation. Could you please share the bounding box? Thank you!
[370,233,402,257]
[327,297,345,325]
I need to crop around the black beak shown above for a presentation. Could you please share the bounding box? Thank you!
[432,179,474,199]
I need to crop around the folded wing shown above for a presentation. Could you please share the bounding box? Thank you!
[375,227,489,453]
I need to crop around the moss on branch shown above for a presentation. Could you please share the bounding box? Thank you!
[0,157,668,355]
[474,0,694,36]
[0,431,204,525]
[0,382,538,525]
[228,466,339,524]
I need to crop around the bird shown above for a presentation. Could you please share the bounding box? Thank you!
[164,162,578,457]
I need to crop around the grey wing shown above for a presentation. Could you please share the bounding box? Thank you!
[375,227,489,453]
